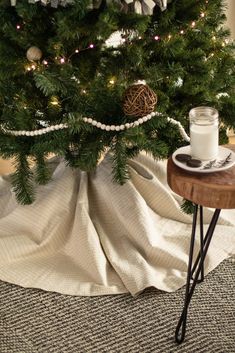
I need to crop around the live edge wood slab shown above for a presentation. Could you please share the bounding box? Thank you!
[167,144,235,209]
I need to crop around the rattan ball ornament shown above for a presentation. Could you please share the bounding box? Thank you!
[26,46,42,62]
[123,83,157,117]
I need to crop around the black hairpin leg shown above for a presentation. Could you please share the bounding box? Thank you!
[175,206,221,344]
[191,206,204,283]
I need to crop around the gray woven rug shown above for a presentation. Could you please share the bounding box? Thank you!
[0,258,234,353]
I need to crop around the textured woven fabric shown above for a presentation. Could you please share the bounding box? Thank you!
[0,153,234,296]
[0,258,234,352]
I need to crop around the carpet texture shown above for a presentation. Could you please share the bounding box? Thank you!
[0,257,234,353]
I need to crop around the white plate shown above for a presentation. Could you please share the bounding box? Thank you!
[172,146,235,173]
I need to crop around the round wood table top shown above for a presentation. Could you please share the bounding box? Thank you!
[167,144,235,209]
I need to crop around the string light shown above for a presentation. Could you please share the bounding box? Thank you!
[25,64,37,72]
[22,5,211,73]
[108,77,117,86]
[50,96,59,106]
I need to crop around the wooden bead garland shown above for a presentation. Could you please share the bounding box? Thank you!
[1,114,190,142]
[123,83,157,117]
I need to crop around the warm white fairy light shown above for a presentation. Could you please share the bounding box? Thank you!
[50,97,59,106]
[26,64,37,72]
[19,7,209,76]
[21,5,209,74]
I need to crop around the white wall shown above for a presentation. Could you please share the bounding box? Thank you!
[225,0,235,38]
[225,0,235,138]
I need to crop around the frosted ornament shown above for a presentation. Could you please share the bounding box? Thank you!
[26,46,42,62]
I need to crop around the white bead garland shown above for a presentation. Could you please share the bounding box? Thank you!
[0,112,190,142]
[166,117,191,142]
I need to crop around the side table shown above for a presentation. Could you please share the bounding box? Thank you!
[167,144,235,344]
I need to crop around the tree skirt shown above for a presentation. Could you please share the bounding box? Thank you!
[0,153,234,296]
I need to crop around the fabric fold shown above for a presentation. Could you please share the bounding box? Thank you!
[0,153,234,296]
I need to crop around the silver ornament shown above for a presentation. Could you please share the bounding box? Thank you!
[155,0,167,11]
[111,0,156,15]
[11,0,74,7]
[90,0,173,13]
[107,0,171,14]
[10,0,172,12]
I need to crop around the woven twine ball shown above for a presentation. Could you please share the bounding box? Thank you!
[123,83,157,117]
[26,46,43,61]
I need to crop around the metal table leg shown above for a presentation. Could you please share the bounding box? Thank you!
[175,206,221,344]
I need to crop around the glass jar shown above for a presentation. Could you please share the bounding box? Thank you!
[189,106,219,160]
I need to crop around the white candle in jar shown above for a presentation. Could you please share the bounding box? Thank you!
[190,121,218,160]
[189,107,219,161]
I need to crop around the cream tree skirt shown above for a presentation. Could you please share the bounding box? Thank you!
[0,153,234,296]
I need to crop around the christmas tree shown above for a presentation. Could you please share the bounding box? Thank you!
[0,0,234,204]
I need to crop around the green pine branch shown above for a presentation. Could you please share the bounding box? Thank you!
[111,138,129,185]
[11,153,35,205]
[181,199,195,215]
